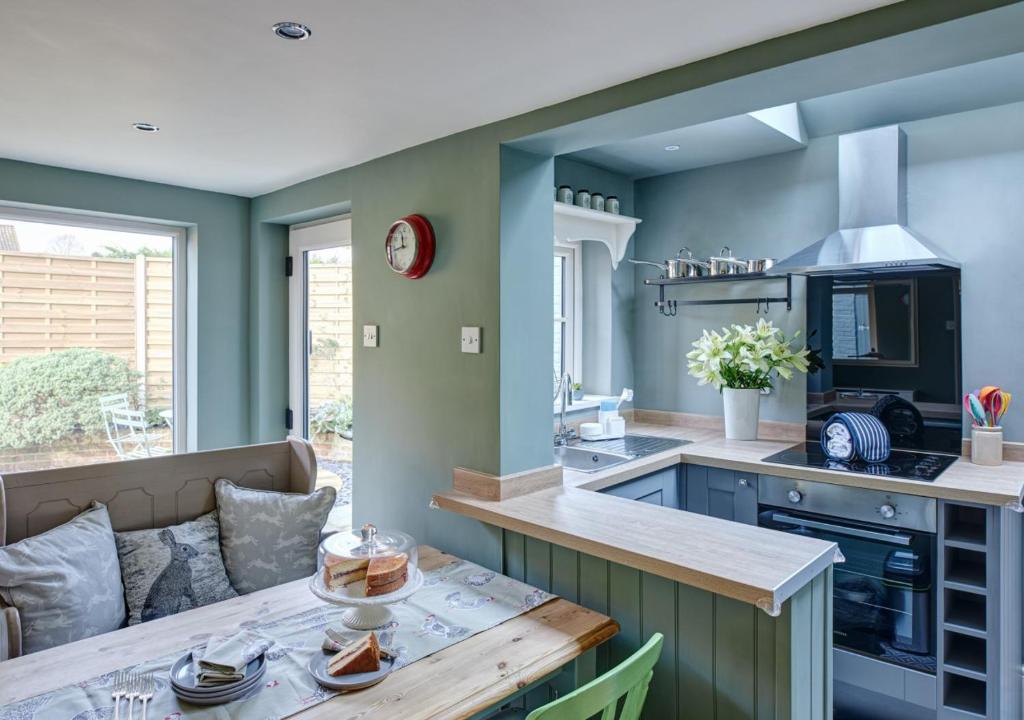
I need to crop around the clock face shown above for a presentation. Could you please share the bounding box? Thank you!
[386,220,418,274]
[385,215,435,279]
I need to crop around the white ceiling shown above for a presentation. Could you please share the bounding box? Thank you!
[0,0,894,197]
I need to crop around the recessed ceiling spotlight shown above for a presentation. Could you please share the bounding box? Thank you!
[664,145,680,152]
[132,122,160,133]
[273,22,312,40]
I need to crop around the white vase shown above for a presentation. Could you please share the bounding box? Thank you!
[723,387,761,440]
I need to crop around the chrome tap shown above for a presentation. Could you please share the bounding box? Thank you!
[553,372,577,446]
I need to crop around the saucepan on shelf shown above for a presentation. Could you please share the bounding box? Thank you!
[745,257,777,273]
[629,247,709,279]
[707,247,749,276]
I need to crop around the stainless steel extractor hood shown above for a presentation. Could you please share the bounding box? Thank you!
[772,125,959,276]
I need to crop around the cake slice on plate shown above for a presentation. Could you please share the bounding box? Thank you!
[323,554,370,591]
[327,632,381,676]
[365,552,409,596]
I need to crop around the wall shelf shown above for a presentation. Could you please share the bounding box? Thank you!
[643,272,792,316]
[553,202,641,270]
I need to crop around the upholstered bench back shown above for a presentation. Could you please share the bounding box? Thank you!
[0,438,317,546]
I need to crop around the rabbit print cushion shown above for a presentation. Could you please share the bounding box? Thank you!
[115,511,237,625]
[0,502,126,654]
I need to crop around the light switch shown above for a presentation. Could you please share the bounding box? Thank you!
[363,325,379,348]
[461,326,482,354]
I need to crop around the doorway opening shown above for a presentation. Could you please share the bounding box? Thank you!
[288,216,353,533]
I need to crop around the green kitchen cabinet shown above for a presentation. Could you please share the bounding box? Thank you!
[684,465,758,524]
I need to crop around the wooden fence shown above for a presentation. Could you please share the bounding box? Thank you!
[308,262,353,407]
[0,252,172,405]
[0,253,353,412]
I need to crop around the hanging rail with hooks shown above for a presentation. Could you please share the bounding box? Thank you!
[644,273,793,317]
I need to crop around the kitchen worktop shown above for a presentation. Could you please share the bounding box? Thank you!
[569,421,1024,508]
[434,416,1024,612]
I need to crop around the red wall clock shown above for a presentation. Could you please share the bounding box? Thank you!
[385,214,435,279]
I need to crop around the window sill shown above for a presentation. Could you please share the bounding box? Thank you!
[552,394,617,417]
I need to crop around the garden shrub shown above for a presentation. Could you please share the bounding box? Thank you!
[309,397,353,437]
[0,348,141,449]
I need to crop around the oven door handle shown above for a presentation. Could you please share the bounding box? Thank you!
[769,512,912,546]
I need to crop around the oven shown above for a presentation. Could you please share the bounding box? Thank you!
[758,476,937,674]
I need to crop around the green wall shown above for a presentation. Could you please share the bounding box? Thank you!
[245,0,1023,567]
[0,159,252,450]
[0,1,1016,565]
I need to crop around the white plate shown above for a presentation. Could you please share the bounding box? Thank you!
[169,651,265,694]
[307,652,395,691]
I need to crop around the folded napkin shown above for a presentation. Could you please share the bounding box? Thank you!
[821,412,891,463]
[193,630,274,686]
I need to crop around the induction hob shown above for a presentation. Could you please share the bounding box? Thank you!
[762,443,959,482]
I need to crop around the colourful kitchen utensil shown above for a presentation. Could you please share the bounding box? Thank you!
[989,391,1004,427]
[965,393,987,427]
[994,390,1012,425]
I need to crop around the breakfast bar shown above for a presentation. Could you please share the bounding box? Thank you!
[436,415,1024,720]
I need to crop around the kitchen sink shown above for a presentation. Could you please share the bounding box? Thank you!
[554,445,630,472]
[554,435,690,473]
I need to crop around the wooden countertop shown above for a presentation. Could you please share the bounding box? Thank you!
[0,547,618,719]
[435,419,1024,613]
[433,484,839,614]
[571,422,1024,509]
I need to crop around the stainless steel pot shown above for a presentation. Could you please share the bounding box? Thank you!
[708,247,748,276]
[746,257,777,273]
[629,259,682,278]
[629,248,708,279]
[676,248,710,278]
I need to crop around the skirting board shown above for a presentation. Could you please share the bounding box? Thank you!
[453,464,563,501]
[632,408,806,442]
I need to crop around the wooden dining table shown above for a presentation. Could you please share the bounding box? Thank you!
[0,546,618,719]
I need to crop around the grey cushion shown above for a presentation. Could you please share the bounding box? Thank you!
[0,502,126,654]
[215,479,335,594]
[115,511,237,625]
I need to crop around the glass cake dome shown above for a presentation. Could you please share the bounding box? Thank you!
[316,523,418,599]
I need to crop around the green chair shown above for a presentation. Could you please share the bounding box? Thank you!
[492,633,664,720]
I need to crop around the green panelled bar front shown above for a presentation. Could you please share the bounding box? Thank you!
[501,530,833,720]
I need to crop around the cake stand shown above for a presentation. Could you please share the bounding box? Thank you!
[308,568,424,630]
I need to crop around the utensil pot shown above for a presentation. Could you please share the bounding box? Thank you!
[971,426,1003,466]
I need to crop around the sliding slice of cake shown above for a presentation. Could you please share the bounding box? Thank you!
[327,632,381,676]
[365,552,409,596]
[322,554,370,591]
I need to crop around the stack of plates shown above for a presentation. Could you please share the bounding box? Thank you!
[169,652,267,706]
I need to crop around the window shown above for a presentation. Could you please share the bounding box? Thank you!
[554,244,581,389]
[0,206,189,473]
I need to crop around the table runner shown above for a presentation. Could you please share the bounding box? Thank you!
[0,557,554,720]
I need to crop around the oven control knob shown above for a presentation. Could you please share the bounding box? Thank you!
[879,504,896,519]
[787,490,803,504]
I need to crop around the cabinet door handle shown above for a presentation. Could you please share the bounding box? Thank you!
[738,478,749,487]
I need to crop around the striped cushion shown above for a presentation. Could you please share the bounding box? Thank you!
[821,412,891,463]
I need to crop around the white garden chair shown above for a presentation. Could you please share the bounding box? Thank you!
[106,407,170,460]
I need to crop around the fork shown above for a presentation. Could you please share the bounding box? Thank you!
[111,671,128,720]
[137,673,155,720]
[125,673,140,720]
